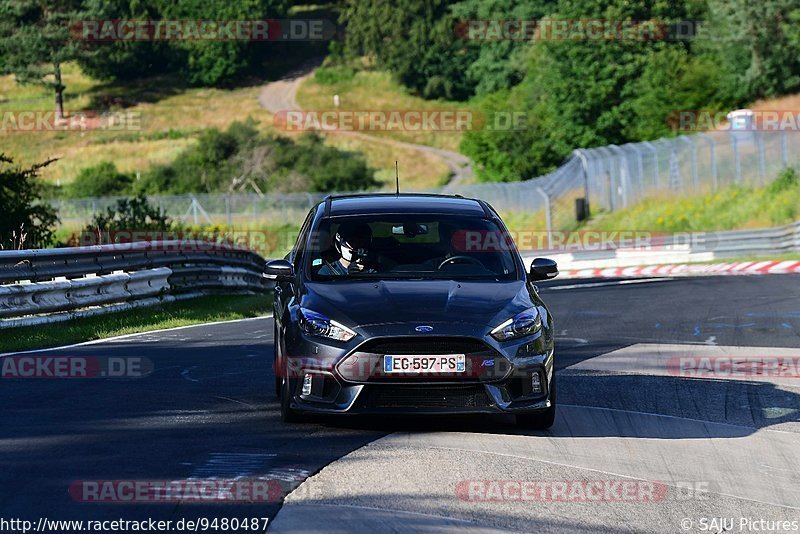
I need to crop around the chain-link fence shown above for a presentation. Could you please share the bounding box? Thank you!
[444,129,800,236]
[53,192,328,228]
[51,129,800,234]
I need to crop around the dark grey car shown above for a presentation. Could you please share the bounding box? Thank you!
[266,194,559,428]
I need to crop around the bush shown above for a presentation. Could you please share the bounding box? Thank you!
[274,133,379,192]
[314,66,356,85]
[0,155,59,249]
[84,194,172,237]
[136,120,378,194]
[69,162,134,198]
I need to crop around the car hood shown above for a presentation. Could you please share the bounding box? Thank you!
[300,279,534,334]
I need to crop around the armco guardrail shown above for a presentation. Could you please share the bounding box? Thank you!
[0,241,270,329]
[521,221,800,271]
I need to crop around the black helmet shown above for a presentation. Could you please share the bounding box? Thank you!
[335,222,372,262]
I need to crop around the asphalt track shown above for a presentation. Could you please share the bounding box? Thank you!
[2,275,799,532]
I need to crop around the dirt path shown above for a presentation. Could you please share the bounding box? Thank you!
[258,61,472,187]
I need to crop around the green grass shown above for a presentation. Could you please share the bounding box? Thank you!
[297,68,466,153]
[583,168,800,233]
[0,294,270,354]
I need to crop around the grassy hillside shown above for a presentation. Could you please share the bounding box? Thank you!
[0,63,448,189]
[296,67,465,153]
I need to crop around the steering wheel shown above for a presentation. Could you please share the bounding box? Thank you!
[437,255,484,270]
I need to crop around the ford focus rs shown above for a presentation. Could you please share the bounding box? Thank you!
[266,193,559,428]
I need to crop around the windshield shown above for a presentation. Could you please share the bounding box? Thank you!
[306,215,518,281]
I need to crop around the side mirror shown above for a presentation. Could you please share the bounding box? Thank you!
[265,259,295,281]
[528,257,558,281]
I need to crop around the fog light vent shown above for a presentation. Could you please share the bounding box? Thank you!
[531,372,543,394]
[302,373,313,396]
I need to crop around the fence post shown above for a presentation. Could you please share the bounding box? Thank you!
[780,130,789,167]
[609,145,628,208]
[756,130,766,182]
[681,136,698,190]
[535,187,552,249]
[573,149,591,214]
[225,195,232,226]
[191,196,199,225]
[642,141,659,190]
[697,133,717,191]
[634,145,645,198]
[731,134,741,183]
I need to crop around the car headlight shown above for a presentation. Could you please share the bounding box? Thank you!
[490,307,542,341]
[298,308,357,342]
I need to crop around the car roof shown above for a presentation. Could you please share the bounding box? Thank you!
[322,193,490,217]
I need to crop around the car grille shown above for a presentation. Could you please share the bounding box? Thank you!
[357,337,490,355]
[362,385,492,409]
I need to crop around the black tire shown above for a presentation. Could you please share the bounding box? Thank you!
[273,322,281,399]
[516,372,556,430]
[280,376,302,423]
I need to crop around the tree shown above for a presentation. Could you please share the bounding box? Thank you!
[450,0,557,97]
[341,0,477,100]
[159,0,289,86]
[0,0,96,119]
[0,154,59,249]
[463,0,707,180]
[698,0,800,102]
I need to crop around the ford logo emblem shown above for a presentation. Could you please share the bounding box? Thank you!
[415,325,434,333]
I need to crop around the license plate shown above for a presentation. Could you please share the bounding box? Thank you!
[383,354,466,374]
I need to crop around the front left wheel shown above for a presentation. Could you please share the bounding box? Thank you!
[273,322,281,399]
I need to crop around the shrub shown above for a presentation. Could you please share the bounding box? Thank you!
[0,154,59,249]
[84,194,172,237]
[69,162,134,198]
[136,120,378,194]
[314,66,356,85]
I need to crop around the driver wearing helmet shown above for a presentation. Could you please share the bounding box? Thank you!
[318,221,377,275]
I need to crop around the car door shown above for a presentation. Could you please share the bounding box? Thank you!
[274,207,316,376]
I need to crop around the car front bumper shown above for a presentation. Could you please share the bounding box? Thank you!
[281,330,555,416]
